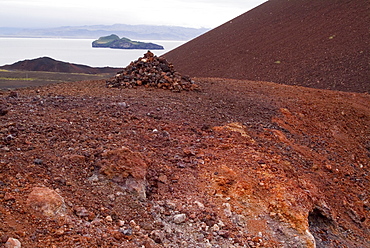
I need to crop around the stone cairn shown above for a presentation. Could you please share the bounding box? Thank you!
[106,51,199,92]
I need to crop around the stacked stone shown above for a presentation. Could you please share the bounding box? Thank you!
[106,51,199,92]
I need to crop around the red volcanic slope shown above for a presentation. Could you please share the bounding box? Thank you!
[164,0,369,93]
[0,57,120,74]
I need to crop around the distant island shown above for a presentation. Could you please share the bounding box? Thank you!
[92,34,164,50]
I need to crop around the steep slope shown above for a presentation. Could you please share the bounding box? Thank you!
[164,0,369,93]
[0,57,120,74]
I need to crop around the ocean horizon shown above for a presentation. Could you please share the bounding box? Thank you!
[0,38,185,68]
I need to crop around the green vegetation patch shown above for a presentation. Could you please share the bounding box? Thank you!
[0,77,35,81]
[0,70,112,89]
[92,34,120,46]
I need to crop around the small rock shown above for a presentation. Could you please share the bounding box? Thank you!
[1,234,9,243]
[232,214,247,227]
[118,220,125,227]
[189,213,197,219]
[158,174,167,183]
[64,154,85,164]
[177,162,186,168]
[150,230,165,244]
[129,220,137,227]
[257,160,266,165]
[163,224,172,234]
[91,218,103,226]
[106,215,113,222]
[112,230,125,240]
[218,230,230,238]
[119,228,133,236]
[88,174,99,182]
[212,224,220,232]
[108,194,115,201]
[173,213,186,224]
[53,177,66,185]
[4,237,21,248]
[8,92,18,98]
[74,206,89,217]
[33,159,43,165]
[2,147,10,152]
[194,200,205,209]
[218,220,225,228]
[223,203,232,217]
[165,200,177,210]
[183,148,196,156]
[4,192,15,201]
[0,108,8,116]
[5,135,15,142]
[117,102,128,108]
[54,228,65,236]
[88,212,96,221]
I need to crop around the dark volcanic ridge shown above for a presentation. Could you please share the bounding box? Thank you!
[0,57,121,74]
[164,0,369,93]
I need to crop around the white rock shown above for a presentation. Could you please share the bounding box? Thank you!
[173,213,186,224]
[117,102,128,108]
[194,200,205,209]
[165,200,177,210]
[223,202,232,217]
[5,238,21,248]
[212,224,220,231]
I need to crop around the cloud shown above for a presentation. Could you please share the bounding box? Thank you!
[0,0,267,28]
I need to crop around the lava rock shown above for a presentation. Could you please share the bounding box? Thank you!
[173,213,186,224]
[0,108,8,116]
[33,159,43,165]
[106,51,199,92]
[26,187,66,217]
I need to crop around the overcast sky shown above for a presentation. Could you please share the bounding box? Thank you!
[0,0,267,29]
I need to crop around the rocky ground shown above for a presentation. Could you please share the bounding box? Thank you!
[0,76,369,247]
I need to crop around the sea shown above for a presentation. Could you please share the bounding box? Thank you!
[0,38,186,68]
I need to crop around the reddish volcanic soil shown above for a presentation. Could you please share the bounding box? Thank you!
[0,78,369,247]
[164,0,369,93]
[0,1,369,247]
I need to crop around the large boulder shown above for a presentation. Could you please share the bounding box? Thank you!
[99,147,148,200]
[26,187,66,218]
